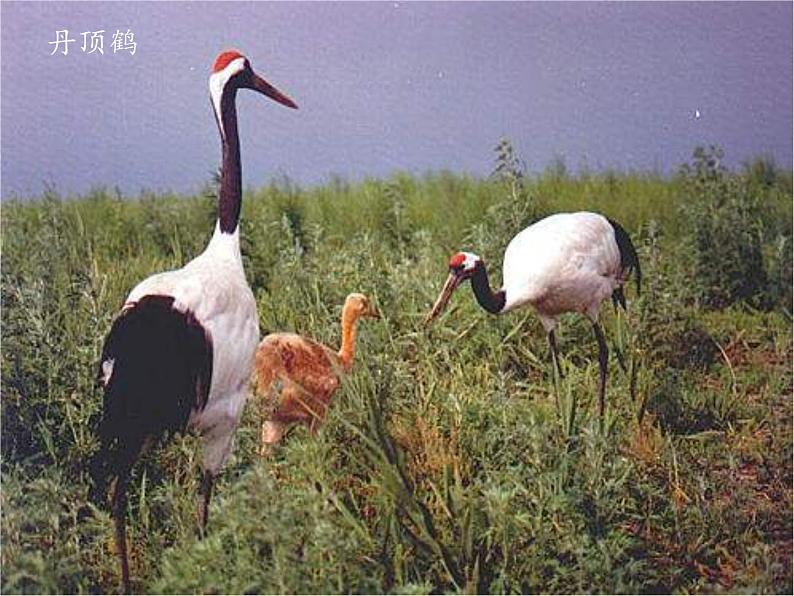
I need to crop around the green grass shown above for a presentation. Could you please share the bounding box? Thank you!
[2,147,791,593]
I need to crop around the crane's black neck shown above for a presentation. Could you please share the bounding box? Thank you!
[470,262,507,314]
[217,87,242,234]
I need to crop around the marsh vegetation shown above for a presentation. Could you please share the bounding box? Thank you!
[2,145,791,593]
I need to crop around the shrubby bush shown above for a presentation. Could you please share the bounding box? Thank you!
[677,146,791,310]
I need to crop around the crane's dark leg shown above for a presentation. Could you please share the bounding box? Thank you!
[613,343,628,373]
[612,303,629,373]
[111,471,132,594]
[197,470,214,538]
[592,322,609,418]
[547,330,564,379]
[110,437,144,595]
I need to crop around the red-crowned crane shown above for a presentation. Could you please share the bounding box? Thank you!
[424,211,640,417]
[89,50,297,593]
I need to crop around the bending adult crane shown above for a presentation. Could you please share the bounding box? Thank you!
[424,211,640,417]
[90,50,297,593]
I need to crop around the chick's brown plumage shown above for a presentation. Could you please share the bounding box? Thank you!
[253,293,379,454]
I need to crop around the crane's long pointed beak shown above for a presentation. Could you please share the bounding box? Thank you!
[249,73,298,109]
[424,272,461,326]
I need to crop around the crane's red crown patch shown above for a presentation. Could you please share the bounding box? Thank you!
[213,50,245,73]
[449,253,466,268]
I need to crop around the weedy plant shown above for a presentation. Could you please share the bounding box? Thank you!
[677,146,788,310]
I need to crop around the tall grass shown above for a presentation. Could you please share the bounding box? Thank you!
[1,145,791,593]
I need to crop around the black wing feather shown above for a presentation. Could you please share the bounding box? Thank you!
[606,217,641,311]
[90,295,213,502]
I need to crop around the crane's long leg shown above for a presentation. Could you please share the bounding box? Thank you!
[111,471,132,594]
[197,470,214,538]
[110,436,144,595]
[612,305,628,373]
[547,330,564,379]
[592,322,609,418]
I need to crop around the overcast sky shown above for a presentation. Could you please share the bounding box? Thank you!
[1,1,791,199]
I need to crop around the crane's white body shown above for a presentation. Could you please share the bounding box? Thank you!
[501,212,623,330]
[123,223,258,472]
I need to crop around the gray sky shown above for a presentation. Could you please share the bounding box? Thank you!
[1,1,791,199]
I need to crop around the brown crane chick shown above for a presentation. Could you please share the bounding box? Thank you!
[253,293,380,455]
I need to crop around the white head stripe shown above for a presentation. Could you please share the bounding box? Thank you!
[209,57,247,134]
[461,251,480,270]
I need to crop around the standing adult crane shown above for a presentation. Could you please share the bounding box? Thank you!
[424,211,640,417]
[90,50,297,592]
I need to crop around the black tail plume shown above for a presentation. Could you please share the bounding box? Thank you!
[607,217,642,299]
[89,295,213,504]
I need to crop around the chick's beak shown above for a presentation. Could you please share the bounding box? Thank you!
[423,271,462,326]
[366,303,382,319]
[247,72,298,109]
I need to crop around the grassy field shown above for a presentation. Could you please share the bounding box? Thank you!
[1,145,792,594]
